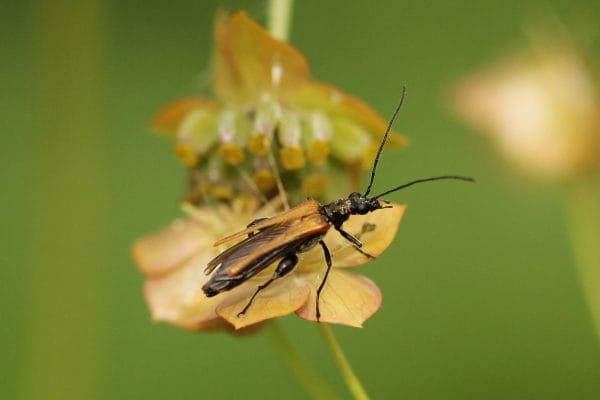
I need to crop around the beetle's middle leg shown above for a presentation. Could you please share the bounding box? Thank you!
[237,253,298,317]
[335,227,375,259]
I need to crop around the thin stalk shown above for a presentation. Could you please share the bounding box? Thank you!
[263,4,339,399]
[267,322,340,400]
[564,179,600,343]
[319,324,370,400]
[267,0,294,41]
[266,0,294,211]
[264,4,369,398]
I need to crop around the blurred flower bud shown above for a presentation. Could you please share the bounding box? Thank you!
[454,38,600,181]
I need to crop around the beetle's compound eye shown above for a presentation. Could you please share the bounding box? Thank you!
[356,202,369,214]
[370,199,382,209]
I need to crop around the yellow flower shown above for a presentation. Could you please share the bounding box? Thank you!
[152,11,406,203]
[453,39,600,181]
[134,11,409,332]
[133,198,405,330]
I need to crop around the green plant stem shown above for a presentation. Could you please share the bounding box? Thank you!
[267,0,294,41]
[264,4,368,397]
[267,322,340,400]
[319,325,370,400]
[564,179,600,343]
[263,4,337,398]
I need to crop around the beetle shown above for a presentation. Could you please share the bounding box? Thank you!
[202,86,473,319]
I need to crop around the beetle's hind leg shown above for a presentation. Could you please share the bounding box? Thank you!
[237,253,298,317]
[315,240,333,321]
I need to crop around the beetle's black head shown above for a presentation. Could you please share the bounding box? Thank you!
[348,192,383,215]
[320,192,385,227]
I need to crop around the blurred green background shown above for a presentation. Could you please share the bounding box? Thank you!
[3,0,600,399]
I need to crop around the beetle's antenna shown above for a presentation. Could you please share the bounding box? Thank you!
[364,84,407,197]
[373,175,474,199]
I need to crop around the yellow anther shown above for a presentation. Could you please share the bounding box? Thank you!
[252,169,276,192]
[247,133,270,156]
[218,142,245,165]
[301,173,328,197]
[209,184,234,200]
[174,143,199,166]
[280,145,306,170]
[307,140,330,165]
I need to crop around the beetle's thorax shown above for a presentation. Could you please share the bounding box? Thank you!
[319,192,383,228]
[319,198,353,227]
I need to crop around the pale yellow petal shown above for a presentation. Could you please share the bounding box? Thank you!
[132,218,208,277]
[296,270,382,327]
[301,203,406,268]
[172,316,264,334]
[217,276,311,330]
[152,97,220,136]
[213,11,309,105]
[142,228,285,329]
[143,247,223,327]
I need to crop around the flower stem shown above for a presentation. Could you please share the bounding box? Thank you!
[319,324,370,400]
[264,3,340,398]
[267,321,340,400]
[564,179,600,344]
[265,2,367,397]
[267,0,294,41]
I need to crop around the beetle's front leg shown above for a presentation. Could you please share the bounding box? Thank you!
[335,227,375,259]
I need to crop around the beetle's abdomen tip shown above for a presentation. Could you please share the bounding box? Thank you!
[202,285,219,297]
